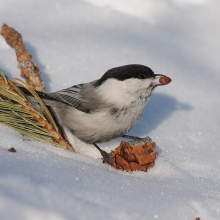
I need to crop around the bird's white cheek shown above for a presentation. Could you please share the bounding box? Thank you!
[96,78,153,107]
[142,78,153,89]
[97,79,133,107]
[124,78,153,93]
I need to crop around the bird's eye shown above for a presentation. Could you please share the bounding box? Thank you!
[138,74,146,79]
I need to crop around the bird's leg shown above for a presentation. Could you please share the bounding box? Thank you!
[122,134,152,144]
[93,143,114,164]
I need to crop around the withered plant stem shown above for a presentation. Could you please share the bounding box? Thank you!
[1,24,46,93]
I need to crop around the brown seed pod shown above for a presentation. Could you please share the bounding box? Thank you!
[103,141,158,172]
[159,76,172,85]
[8,147,16,152]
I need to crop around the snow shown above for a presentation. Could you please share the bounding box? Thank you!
[0,0,220,219]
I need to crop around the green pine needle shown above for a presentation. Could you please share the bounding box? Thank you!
[0,69,73,151]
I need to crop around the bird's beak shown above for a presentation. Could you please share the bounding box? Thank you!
[152,74,172,87]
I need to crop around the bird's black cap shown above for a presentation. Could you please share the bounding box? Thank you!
[94,64,155,87]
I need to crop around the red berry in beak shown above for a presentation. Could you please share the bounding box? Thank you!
[159,76,172,85]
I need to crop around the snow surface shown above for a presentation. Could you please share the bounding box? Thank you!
[0,0,220,219]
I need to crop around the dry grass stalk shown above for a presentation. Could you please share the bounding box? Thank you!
[0,69,74,152]
[1,24,46,92]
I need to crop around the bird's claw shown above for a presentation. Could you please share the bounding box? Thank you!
[123,135,152,144]
[101,150,114,164]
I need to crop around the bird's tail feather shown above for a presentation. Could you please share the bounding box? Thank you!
[19,86,47,99]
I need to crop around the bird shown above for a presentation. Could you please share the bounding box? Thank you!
[22,64,171,164]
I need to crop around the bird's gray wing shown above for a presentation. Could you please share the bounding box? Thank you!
[45,83,91,113]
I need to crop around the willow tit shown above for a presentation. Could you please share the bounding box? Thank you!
[24,64,170,164]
